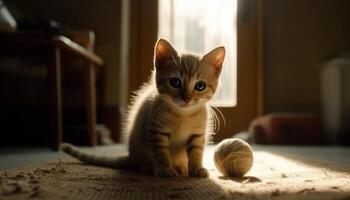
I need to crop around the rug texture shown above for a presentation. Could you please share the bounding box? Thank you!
[0,146,350,200]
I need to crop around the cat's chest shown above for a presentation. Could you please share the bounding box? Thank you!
[157,108,207,138]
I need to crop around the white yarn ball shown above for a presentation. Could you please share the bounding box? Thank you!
[214,138,253,177]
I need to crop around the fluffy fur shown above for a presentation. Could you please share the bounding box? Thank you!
[61,39,225,178]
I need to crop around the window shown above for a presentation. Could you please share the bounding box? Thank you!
[158,0,237,107]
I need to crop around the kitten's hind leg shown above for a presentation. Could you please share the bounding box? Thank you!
[139,164,152,174]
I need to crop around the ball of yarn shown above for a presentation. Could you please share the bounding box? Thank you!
[213,138,253,177]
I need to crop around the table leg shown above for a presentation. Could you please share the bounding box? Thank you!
[49,47,63,150]
[85,64,97,146]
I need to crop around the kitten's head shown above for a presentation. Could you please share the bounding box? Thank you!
[154,39,225,111]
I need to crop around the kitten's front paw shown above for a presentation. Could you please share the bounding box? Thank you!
[155,167,178,178]
[174,165,188,176]
[190,167,209,178]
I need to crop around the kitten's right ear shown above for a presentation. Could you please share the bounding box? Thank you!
[154,39,178,69]
[201,46,225,76]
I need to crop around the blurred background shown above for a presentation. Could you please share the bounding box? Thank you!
[0,0,350,149]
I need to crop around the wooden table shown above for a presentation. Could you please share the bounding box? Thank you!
[0,32,104,149]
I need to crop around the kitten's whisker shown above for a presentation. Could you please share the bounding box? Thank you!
[211,106,227,127]
[214,111,220,132]
[209,106,220,133]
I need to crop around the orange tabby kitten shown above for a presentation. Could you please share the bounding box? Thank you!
[61,39,225,178]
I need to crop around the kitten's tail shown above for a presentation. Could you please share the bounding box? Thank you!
[60,143,131,169]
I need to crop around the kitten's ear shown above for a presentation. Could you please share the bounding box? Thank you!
[202,47,225,76]
[154,39,178,68]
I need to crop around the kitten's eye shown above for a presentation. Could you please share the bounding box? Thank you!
[194,81,206,91]
[169,77,181,88]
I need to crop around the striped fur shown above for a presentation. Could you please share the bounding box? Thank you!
[61,39,225,178]
[60,143,132,169]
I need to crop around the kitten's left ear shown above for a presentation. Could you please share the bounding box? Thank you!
[154,39,178,69]
[202,47,225,76]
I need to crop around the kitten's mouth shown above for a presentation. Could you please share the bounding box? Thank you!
[179,103,190,107]
[175,100,189,107]
[174,99,195,108]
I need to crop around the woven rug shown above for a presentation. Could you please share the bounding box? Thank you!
[0,146,350,200]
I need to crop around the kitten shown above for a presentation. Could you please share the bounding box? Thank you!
[61,39,225,178]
